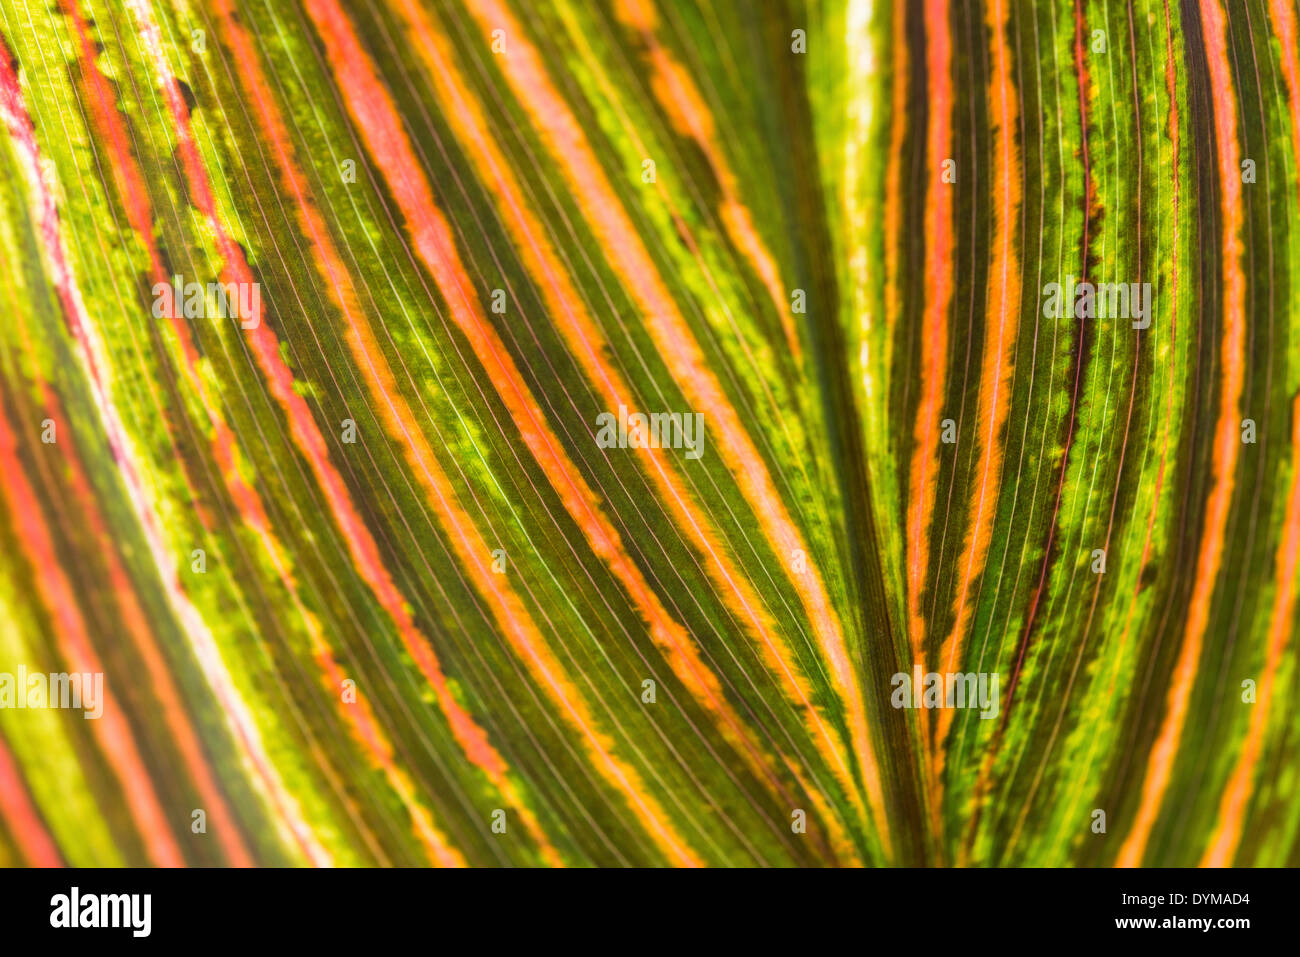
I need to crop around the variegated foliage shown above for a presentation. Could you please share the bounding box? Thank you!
[0,0,1296,867]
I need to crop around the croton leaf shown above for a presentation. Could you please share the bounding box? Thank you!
[0,0,1295,868]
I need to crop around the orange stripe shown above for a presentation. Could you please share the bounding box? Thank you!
[70,0,394,863]
[46,387,256,866]
[0,734,61,866]
[312,644,466,867]
[932,2,1021,822]
[612,0,801,362]
[521,0,871,815]
[931,0,1020,846]
[903,0,954,847]
[132,0,512,864]
[884,0,909,338]
[461,0,889,852]
[380,0,857,863]
[0,46,235,867]
[297,0,705,866]
[937,0,1021,698]
[1200,0,1300,866]
[1117,0,1245,866]
[130,0,503,784]
[64,0,273,553]
[53,1,264,867]
[11,11,331,866]
[906,0,954,667]
[208,0,562,867]
[68,0,277,552]
[64,0,394,861]
[0,403,184,865]
[1202,398,1300,865]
